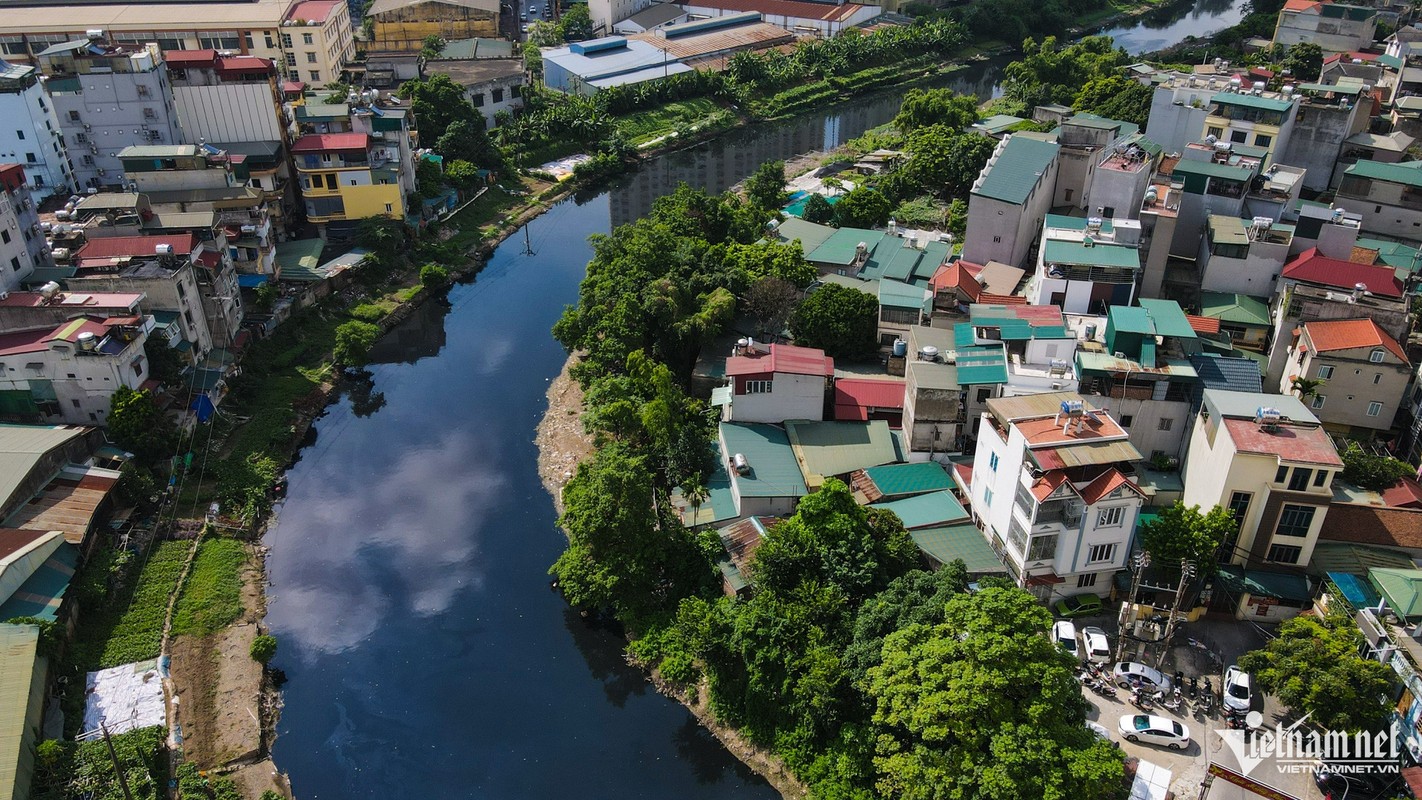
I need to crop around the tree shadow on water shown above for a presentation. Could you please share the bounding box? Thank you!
[671,716,762,785]
[560,604,649,708]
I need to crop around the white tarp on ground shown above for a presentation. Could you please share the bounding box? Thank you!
[80,658,166,738]
[536,154,591,181]
[1129,759,1173,800]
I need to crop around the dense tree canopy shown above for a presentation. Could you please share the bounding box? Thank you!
[1137,501,1237,578]
[744,276,802,336]
[791,283,880,361]
[900,126,996,200]
[1073,74,1154,127]
[107,387,178,465]
[401,75,502,169]
[894,89,980,133]
[745,160,790,210]
[834,187,894,228]
[1003,36,1129,109]
[1340,441,1413,491]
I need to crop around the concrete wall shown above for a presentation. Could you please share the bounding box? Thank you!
[1284,344,1411,432]
[680,2,878,36]
[53,66,182,190]
[1279,102,1368,193]
[0,82,69,197]
[465,76,524,127]
[964,185,1054,268]
[370,2,498,53]
[0,333,148,424]
[1275,10,1378,53]
[1198,240,1289,297]
[68,267,213,356]
[1146,86,1210,154]
[1337,177,1422,243]
[1087,165,1150,222]
[904,367,961,453]
[725,371,825,424]
[0,184,47,292]
[1137,210,1175,299]
[1085,390,1188,460]
[173,83,284,143]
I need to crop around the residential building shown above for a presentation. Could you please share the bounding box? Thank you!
[1277,82,1371,192]
[292,94,417,240]
[362,53,422,90]
[1182,389,1341,571]
[1286,200,1364,257]
[0,60,69,197]
[0,165,49,292]
[590,0,657,35]
[1279,318,1410,434]
[968,392,1144,601]
[1203,87,1299,164]
[1197,214,1294,297]
[213,140,295,230]
[542,37,693,95]
[1198,291,1273,353]
[165,50,286,144]
[1145,71,1225,155]
[1077,299,1199,461]
[1165,142,1304,257]
[902,325,967,456]
[0,312,151,424]
[784,419,901,490]
[280,0,355,86]
[833,377,904,426]
[1085,133,1163,223]
[718,342,833,424]
[1336,159,1422,243]
[802,224,950,287]
[367,0,499,54]
[1052,113,1138,210]
[434,58,525,127]
[709,421,809,525]
[1137,175,1181,299]
[1027,215,1140,314]
[963,134,1060,268]
[37,37,183,191]
[928,259,1025,320]
[1273,0,1379,53]
[0,287,143,331]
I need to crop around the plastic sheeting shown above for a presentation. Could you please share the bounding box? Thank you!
[79,659,166,739]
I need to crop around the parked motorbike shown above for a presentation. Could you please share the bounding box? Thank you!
[1129,687,1154,711]
[1093,680,1118,699]
[1224,709,1249,730]
[1158,690,1182,713]
[1199,685,1215,715]
[1186,676,1198,700]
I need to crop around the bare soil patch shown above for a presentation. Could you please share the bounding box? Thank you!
[535,356,595,516]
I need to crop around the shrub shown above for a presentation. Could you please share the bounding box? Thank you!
[251,634,278,665]
[420,264,451,288]
[349,303,386,322]
[333,320,380,368]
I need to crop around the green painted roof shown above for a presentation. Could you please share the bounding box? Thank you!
[0,542,76,623]
[968,305,1072,340]
[1045,214,1114,233]
[773,216,838,252]
[296,102,350,121]
[1138,298,1198,339]
[1216,565,1311,603]
[1211,92,1294,113]
[974,114,1025,133]
[720,422,808,499]
[1110,305,1155,335]
[0,623,40,798]
[1355,237,1421,271]
[275,238,327,282]
[1345,159,1422,188]
[687,457,739,527]
[1311,543,1413,577]
[870,490,969,530]
[868,240,951,285]
[786,420,900,483]
[1041,240,1140,269]
[1369,567,1422,620]
[1209,214,1250,245]
[1120,132,1163,158]
[864,462,955,497]
[911,524,1003,573]
[1199,291,1271,326]
[1172,159,1255,182]
[955,346,1009,385]
[1067,113,1139,137]
[972,136,1059,206]
[879,279,927,310]
[808,228,887,266]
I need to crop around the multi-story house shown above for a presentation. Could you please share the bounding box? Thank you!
[1182,389,1342,570]
[38,36,183,191]
[1027,215,1140,314]
[0,164,51,292]
[1336,159,1422,243]
[1077,299,1199,462]
[1145,71,1227,155]
[292,100,416,240]
[1273,0,1379,53]
[0,60,69,197]
[0,304,151,425]
[1052,114,1137,210]
[1279,318,1410,434]
[968,392,1144,601]
[366,0,500,54]
[439,58,527,128]
[1202,86,1299,165]
[1198,291,1273,353]
[1197,214,1294,297]
[963,134,1060,268]
[717,342,833,424]
[165,50,286,145]
[1084,133,1163,224]
[1277,82,1371,193]
[280,0,356,87]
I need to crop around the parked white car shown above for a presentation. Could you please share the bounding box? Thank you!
[1119,714,1190,750]
[1053,620,1079,659]
[1113,662,1173,692]
[1081,626,1111,663]
[1222,665,1252,713]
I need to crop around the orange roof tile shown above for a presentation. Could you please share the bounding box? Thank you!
[1302,318,1408,364]
[1186,315,1220,335]
[1077,468,1144,504]
[1030,470,1074,501]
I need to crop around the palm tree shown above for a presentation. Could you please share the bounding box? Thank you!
[681,473,709,527]
[1290,375,1325,402]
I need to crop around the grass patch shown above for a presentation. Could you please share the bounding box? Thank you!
[614,98,733,146]
[446,187,518,250]
[171,537,247,637]
[69,540,191,670]
[514,138,583,168]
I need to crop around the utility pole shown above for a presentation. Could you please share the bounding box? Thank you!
[1115,550,1150,664]
[521,225,535,256]
[1156,559,1197,670]
[100,722,136,800]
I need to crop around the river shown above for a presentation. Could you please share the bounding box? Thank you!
[262,2,1243,796]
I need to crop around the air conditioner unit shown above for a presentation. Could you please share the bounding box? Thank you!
[97,169,106,175]
[83,123,91,130]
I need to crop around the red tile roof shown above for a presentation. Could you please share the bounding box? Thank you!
[726,343,834,377]
[1282,248,1403,297]
[1324,51,1381,64]
[1301,318,1408,364]
[1077,468,1144,504]
[1029,470,1074,501]
[291,133,370,153]
[162,49,220,65]
[282,80,307,93]
[1319,503,1422,549]
[1186,314,1220,335]
[219,56,273,74]
[978,293,1028,305]
[1383,477,1422,509]
[930,262,982,300]
[953,462,971,487]
[689,0,866,21]
[287,0,345,21]
[833,378,904,420]
[196,249,220,269]
[1283,0,1322,11]
[1221,417,1343,466]
[76,234,197,260]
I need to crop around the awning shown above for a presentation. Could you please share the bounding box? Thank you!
[1215,565,1311,603]
[237,273,269,288]
[1025,572,1065,587]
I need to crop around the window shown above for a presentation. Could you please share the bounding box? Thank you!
[1097,507,1125,528]
[976,388,991,403]
[1007,517,1028,555]
[1027,534,1058,562]
[281,33,293,48]
[14,130,21,140]
[306,52,317,63]
[245,33,255,49]
[492,88,504,103]
[1064,188,1074,202]
[68,110,80,122]
[1230,130,1247,143]
[1374,374,1383,385]
[984,487,993,508]
[744,380,773,394]
[8,256,17,273]
[511,85,521,98]
[1370,349,1386,363]
[1077,573,1098,588]
[1,230,8,244]
[1120,414,1133,428]
[289,70,300,81]
[286,53,296,66]
[1158,418,1173,431]
[1254,134,1272,148]
[1368,401,1383,417]
[1207,126,1223,139]
[1227,491,1251,525]
[1267,544,1303,564]
[989,452,999,472]
[309,70,321,82]
[1318,364,1334,379]
[1312,395,1325,409]
[72,399,80,408]
[1314,469,1328,487]
[143,107,156,120]
[1275,504,1315,538]
[303,33,314,45]
[384,203,393,212]
[1274,465,1288,484]
[471,92,485,107]
[1287,468,1312,491]
[1087,543,1116,564]
[81,155,93,166]
[992,235,1002,243]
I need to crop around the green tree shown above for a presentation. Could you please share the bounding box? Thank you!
[252,282,278,313]
[558,3,594,41]
[1072,74,1153,127]
[415,157,444,198]
[528,19,563,47]
[1137,501,1237,579]
[445,159,483,189]
[1281,42,1323,81]
[833,187,893,229]
[802,193,835,224]
[1340,441,1413,491]
[945,198,967,240]
[107,387,178,465]
[250,634,278,664]
[143,338,185,388]
[1237,610,1393,732]
[1289,375,1324,402]
[867,586,1124,800]
[1003,36,1127,109]
[744,160,789,210]
[333,320,380,368]
[843,563,968,685]
[900,126,996,199]
[399,74,474,144]
[435,118,503,170]
[744,276,802,336]
[721,240,817,288]
[419,33,446,59]
[523,41,544,80]
[791,283,880,360]
[893,89,979,133]
[420,263,451,287]
[355,216,409,265]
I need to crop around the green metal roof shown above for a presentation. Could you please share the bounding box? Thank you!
[1211,92,1294,113]
[0,542,76,623]
[1199,291,1271,326]
[1209,214,1250,246]
[972,136,1060,206]
[0,623,40,799]
[686,457,739,527]
[1138,298,1198,339]
[870,490,969,530]
[1369,567,1422,620]
[275,238,328,282]
[864,462,955,497]
[1172,159,1255,182]
[786,420,900,484]
[1067,113,1139,137]
[973,114,1025,134]
[1216,565,1312,603]
[1345,159,1422,189]
[968,305,1072,340]
[868,240,950,285]
[1042,240,1140,269]
[720,422,808,499]
[809,228,887,267]
[911,524,1003,573]
[773,217,838,252]
[1076,351,1198,378]
[1355,238,1421,271]
[1120,132,1163,158]
[1109,305,1155,335]
[955,346,1009,385]
[1045,214,1114,233]
[879,279,927,310]
[1310,543,1413,578]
